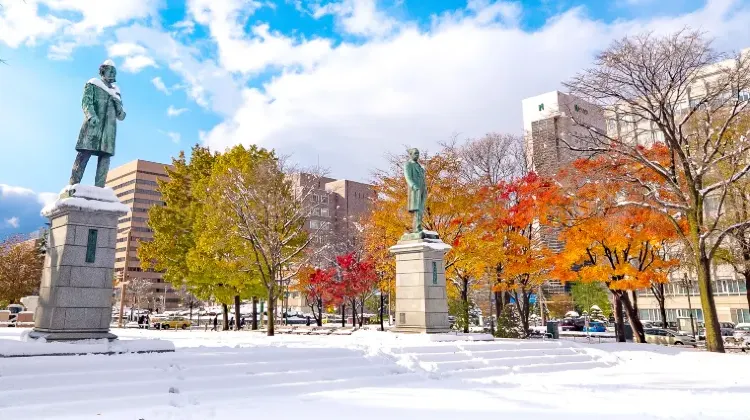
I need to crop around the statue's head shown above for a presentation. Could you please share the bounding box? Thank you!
[407,148,420,162]
[99,59,117,84]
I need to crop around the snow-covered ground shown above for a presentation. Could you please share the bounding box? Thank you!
[1,328,748,420]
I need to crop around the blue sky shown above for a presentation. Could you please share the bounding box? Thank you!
[1,0,749,237]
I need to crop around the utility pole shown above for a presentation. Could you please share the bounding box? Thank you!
[683,273,697,339]
[117,229,132,328]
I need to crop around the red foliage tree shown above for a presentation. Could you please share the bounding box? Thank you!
[335,252,378,327]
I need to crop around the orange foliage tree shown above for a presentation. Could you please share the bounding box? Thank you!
[479,172,557,336]
[552,158,680,342]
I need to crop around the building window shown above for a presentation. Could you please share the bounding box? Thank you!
[732,309,750,324]
[310,220,321,229]
[320,208,329,217]
[115,257,126,262]
[116,189,135,198]
[116,247,127,252]
[116,237,127,243]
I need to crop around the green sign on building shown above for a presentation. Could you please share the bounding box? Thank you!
[432,261,438,285]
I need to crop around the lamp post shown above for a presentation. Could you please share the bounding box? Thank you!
[117,228,132,328]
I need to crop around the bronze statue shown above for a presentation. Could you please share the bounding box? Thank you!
[69,59,126,188]
[404,148,426,233]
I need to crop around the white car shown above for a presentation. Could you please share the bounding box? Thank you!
[644,328,697,346]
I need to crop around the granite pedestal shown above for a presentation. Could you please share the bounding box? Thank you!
[29,184,129,342]
[390,235,452,334]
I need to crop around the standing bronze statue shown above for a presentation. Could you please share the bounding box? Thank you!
[69,59,126,188]
[404,148,426,233]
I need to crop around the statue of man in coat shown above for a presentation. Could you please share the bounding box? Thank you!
[404,148,427,233]
[69,59,126,188]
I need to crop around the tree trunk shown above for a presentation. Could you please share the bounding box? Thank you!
[341,304,346,327]
[696,253,724,352]
[251,297,259,330]
[539,287,547,326]
[222,303,229,331]
[233,295,241,331]
[619,292,645,343]
[515,292,530,337]
[351,298,357,328]
[317,298,323,327]
[267,290,275,336]
[494,291,503,319]
[379,292,385,331]
[614,294,626,342]
[359,297,365,327]
[654,284,668,330]
[461,277,469,334]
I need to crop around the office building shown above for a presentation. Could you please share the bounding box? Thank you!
[285,174,375,313]
[106,160,178,310]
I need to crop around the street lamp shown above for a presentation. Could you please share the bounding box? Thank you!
[117,228,132,328]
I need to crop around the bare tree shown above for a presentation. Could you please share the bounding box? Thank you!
[127,277,152,311]
[456,132,527,184]
[563,29,750,352]
[209,153,324,336]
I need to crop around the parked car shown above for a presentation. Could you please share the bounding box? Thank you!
[152,316,191,330]
[644,328,697,346]
[584,321,606,333]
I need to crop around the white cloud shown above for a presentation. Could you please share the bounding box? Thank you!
[312,0,399,37]
[36,192,58,207]
[0,0,162,58]
[151,76,171,94]
[197,0,750,181]
[108,42,147,57]
[0,1,69,48]
[121,55,158,72]
[107,42,158,72]
[167,105,188,117]
[115,24,243,116]
[4,217,20,229]
[186,0,333,74]
[161,131,181,143]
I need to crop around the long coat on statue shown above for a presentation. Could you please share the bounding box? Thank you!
[75,78,126,157]
[404,160,426,212]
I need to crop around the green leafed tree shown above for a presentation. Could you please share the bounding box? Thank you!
[198,145,321,336]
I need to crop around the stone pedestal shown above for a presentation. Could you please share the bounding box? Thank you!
[29,184,129,342]
[390,236,451,334]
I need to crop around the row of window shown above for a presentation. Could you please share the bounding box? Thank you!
[309,220,331,230]
[646,279,748,297]
[311,207,330,217]
[311,194,329,204]
[639,308,705,322]
[122,198,165,206]
[118,216,148,224]
[639,308,750,324]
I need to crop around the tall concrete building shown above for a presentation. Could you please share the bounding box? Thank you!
[106,160,178,310]
[521,91,607,295]
[285,174,375,313]
[521,90,606,177]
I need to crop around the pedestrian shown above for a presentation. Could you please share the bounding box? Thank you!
[240,318,246,329]
[212,315,218,331]
[229,317,235,329]
[306,316,311,326]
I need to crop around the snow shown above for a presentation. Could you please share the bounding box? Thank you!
[42,184,129,216]
[389,239,452,252]
[0,327,748,419]
[0,331,174,357]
